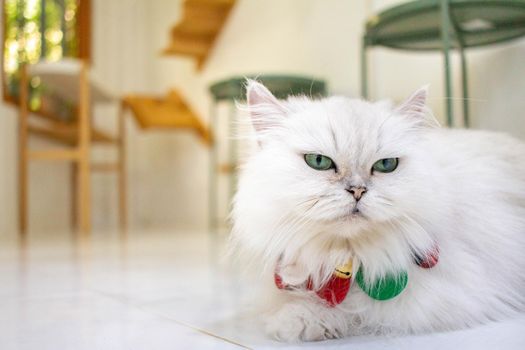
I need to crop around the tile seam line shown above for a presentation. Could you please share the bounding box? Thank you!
[89,288,253,350]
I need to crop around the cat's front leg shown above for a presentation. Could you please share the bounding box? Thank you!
[267,260,351,341]
[265,297,349,342]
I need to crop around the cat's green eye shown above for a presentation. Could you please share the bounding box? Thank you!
[372,158,399,173]
[304,154,335,171]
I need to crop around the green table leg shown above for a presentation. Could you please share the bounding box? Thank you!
[208,99,218,234]
[228,103,238,216]
[440,0,454,127]
[449,7,470,128]
[361,37,369,99]
[458,44,470,128]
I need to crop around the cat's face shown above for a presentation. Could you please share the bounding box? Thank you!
[238,81,438,240]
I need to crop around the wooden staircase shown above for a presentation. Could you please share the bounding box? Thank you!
[162,0,236,69]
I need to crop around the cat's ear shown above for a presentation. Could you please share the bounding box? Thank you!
[245,79,288,134]
[396,85,440,127]
[396,85,429,116]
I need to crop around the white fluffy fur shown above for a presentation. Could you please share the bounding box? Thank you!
[231,80,525,342]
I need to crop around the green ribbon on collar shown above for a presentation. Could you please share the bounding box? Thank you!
[355,266,408,301]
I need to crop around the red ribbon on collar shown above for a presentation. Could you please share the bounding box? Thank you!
[274,262,353,307]
[413,245,440,269]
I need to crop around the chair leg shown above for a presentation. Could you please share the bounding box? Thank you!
[77,60,91,234]
[77,159,91,234]
[70,163,78,229]
[18,64,29,237]
[118,104,127,232]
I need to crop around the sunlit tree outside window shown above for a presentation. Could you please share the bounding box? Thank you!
[3,0,80,111]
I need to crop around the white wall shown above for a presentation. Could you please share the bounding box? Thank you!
[469,43,525,136]
[1,0,524,234]
[90,0,151,230]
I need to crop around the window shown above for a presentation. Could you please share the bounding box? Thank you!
[2,0,91,109]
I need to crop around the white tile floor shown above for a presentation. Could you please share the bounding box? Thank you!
[1,230,525,350]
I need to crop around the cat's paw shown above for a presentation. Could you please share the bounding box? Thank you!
[265,301,346,342]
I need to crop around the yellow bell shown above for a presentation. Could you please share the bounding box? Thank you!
[334,261,353,279]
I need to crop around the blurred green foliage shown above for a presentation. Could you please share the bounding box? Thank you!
[3,0,79,112]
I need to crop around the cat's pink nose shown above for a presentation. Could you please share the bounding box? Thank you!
[347,186,367,201]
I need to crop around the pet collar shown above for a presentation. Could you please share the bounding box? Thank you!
[274,245,439,306]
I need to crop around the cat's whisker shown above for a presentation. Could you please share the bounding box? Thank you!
[429,97,488,102]
[265,208,316,259]
[264,222,315,266]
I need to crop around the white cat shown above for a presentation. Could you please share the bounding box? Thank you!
[230,80,525,342]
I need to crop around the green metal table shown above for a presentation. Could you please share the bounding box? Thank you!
[362,0,525,127]
[208,76,326,232]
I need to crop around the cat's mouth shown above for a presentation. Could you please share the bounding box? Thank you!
[319,205,367,224]
[339,205,366,221]
[350,203,365,216]
[349,211,364,220]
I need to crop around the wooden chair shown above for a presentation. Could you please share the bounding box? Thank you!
[18,59,126,235]
[162,0,237,70]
